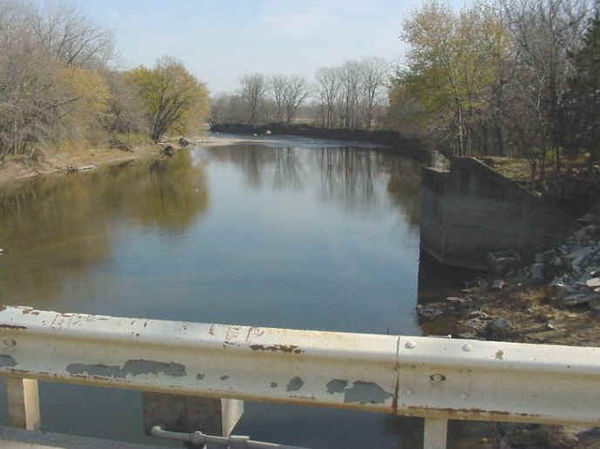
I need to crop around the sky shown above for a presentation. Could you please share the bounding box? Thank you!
[73,0,463,95]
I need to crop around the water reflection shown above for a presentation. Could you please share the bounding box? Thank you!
[274,147,304,191]
[205,144,422,224]
[0,140,428,449]
[131,155,209,232]
[206,145,273,188]
[386,157,421,228]
[0,151,209,304]
[316,147,375,206]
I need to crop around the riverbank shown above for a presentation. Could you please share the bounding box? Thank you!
[418,213,600,448]
[0,133,230,188]
[0,143,163,188]
[418,189,600,347]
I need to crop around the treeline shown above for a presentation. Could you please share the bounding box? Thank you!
[0,1,208,157]
[391,0,600,179]
[211,57,390,130]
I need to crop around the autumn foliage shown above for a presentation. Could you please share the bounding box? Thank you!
[391,0,597,179]
[0,1,209,156]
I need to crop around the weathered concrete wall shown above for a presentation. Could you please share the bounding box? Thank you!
[421,157,573,270]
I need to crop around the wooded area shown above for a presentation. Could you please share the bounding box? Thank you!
[0,1,209,157]
[2,0,599,187]
[391,0,599,180]
[212,0,599,185]
[211,57,390,130]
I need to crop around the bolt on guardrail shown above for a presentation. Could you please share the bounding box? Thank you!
[151,425,311,449]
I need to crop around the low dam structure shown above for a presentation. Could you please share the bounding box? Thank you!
[421,157,573,270]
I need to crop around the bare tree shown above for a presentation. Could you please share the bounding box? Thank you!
[282,75,310,123]
[315,59,389,129]
[338,61,362,129]
[0,1,74,155]
[500,0,590,174]
[270,75,287,122]
[211,93,252,124]
[240,74,267,125]
[102,69,145,137]
[28,1,114,67]
[315,67,340,128]
[359,57,389,129]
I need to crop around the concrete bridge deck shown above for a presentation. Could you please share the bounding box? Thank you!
[0,426,165,449]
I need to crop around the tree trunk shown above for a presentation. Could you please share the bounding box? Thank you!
[540,148,547,181]
[456,106,465,156]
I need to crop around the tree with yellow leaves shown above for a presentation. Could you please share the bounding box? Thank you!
[400,2,509,155]
[57,66,111,143]
[126,57,209,142]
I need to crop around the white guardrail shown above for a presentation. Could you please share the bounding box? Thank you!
[0,305,599,449]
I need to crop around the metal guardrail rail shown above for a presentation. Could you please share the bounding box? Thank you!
[0,305,599,449]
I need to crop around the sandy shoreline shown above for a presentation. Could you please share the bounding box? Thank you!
[0,135,244,188]
[0,144,161,188]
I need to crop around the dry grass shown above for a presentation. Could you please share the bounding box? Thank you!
[0,140,160,188]
[483,157,532,183]
[481,155,595,186]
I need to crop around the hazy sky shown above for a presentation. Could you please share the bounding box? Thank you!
[73,0,462,94]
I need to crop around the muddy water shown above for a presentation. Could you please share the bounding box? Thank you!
[0,138,477,448]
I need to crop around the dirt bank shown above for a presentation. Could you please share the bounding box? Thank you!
[0,143,165,188]
[419,215,600,345]
[418,215,600,448]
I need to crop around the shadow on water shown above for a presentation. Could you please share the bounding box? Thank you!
[386,156,421,229]
[0,151,209,305]
[417,251,482,303]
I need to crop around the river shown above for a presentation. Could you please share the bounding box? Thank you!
[0,137,475,448]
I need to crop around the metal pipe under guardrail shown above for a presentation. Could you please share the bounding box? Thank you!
[151,425,311,448]
[0,305,599,449]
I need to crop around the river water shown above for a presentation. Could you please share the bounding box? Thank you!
[0,137,473,448]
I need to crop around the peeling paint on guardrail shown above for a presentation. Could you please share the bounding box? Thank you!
[0,305,598,426]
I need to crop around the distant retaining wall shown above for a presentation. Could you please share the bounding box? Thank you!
[420,157,573,270]
[209,123,427,160]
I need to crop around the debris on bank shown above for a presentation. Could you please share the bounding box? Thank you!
[417,213,600,449]
[418,213,600,345]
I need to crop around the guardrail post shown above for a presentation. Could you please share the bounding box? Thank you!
[423,418,448,449]
[142,393,243,437]
[6,378,41,430]
[220,397,244,436]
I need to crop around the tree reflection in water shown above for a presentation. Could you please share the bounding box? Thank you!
[384,155,421,229]
[274,147,304,191]
[206,143,421,225]
[0,151,209,304]
[316,147,375,205]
